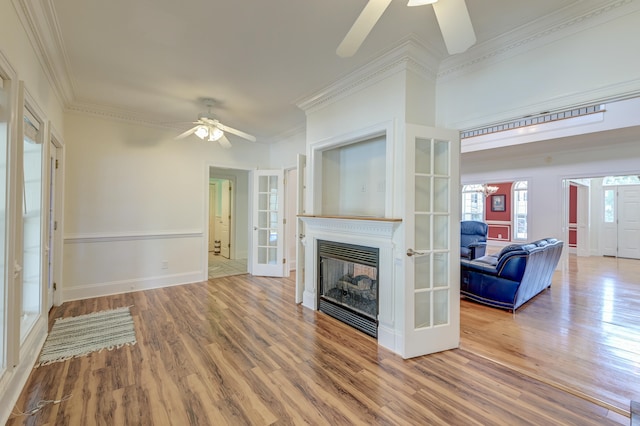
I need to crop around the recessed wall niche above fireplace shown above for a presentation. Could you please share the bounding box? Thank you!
[317,240,379,337]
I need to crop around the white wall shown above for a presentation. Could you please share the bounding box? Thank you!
[321,136,386,217]
[268,128,306,169]
[461,137,640,246]
[0,1,64,132]
[62,112,270,301]
[437,3,640,130]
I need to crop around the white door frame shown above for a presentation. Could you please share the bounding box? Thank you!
[204,165,250,281]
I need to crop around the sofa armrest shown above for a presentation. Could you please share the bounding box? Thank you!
[467,242,487,259]
[460,258,499,276]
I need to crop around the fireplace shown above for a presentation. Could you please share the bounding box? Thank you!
[317,240,379,337]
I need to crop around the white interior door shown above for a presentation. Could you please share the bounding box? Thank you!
[220,180,231,258]
[617,185,640,259]
[295,154,306,303]
[403,124,460,358]
[576,183,589,257]
[252,170,285,277]
[284,168,297,277]
[208,183,217,252]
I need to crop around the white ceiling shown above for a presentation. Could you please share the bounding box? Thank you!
[29,0,599,141]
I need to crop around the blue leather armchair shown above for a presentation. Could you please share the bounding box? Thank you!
[460,221,488,260]
[460,238,563,311]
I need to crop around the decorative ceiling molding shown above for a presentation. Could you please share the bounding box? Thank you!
[12,0,76,107]
[438,0,638,81]
[66,101,181,130]
[296,37,442,114]
[461,104,606,139]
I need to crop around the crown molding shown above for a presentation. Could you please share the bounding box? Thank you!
[12,0,76,107]
[438,0,639,81]
[66,101,182,129]
[296,37,442,115]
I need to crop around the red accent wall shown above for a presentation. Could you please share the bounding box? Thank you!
[569,184,578,247]
[486,182,513,241]
[485,182,512,221]
[569,184,578,224]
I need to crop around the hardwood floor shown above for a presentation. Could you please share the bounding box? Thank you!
[7,256,636,425]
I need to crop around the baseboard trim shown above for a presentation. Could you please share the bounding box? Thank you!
[61,271,203,302]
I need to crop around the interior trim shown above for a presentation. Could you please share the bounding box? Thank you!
[64,230,203,244]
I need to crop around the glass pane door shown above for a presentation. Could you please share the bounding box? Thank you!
[252,170,285,277]
[21,113,43,341]
[403,124,460,358]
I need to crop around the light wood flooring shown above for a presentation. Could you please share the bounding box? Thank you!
[7,255,638,425]
[208,253,247,279]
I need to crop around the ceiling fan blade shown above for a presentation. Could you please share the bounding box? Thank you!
[432,0,476,55]
[217,123,257,142]
[218,135,232,149]
[336,0,392,58]
[175,125,199,140]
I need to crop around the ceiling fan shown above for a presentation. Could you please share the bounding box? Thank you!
[337,0,476,57]
[175,98,256,148]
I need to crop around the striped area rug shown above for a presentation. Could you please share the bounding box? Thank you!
[37,306,137,366]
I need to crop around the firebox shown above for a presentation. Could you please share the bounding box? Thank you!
[317,240,379,338]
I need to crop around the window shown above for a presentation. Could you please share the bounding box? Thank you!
[461,184,484,221]
[602,176,639,224]
[604,189,615,223]
[513,181,528,240]
[603,175,640,186]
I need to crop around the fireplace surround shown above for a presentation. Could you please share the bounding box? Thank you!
[299,215,401,350]
[317,240,379,337]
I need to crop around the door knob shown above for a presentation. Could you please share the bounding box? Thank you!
[406,248,427,257]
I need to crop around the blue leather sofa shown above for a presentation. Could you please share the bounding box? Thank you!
[460,221,488,260]
[460,238,563,311]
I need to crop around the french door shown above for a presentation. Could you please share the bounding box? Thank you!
[251,170,285,277]
[295,155,306,303]
[402,124,460,358]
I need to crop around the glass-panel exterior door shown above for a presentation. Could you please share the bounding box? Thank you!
[403,124,460,358]
[252,170,285,277]
[20,111,43,341]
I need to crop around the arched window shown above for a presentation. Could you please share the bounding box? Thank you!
[461,184,484,221]
[513,181,528,240]
[602,175,640,186]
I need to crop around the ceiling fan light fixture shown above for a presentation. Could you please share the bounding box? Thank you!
[194,125,209,139]
[208,127,224,142]
[407,0,437,7]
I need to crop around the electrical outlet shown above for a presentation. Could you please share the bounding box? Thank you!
[161,260,168,269]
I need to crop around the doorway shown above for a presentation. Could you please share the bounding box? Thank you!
[207,167,250,279]
[563,175,640,260]
[209,178,231,259]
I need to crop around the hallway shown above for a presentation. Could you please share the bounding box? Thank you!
[208,252,247,279]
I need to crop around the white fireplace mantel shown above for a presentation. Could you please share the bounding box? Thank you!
[299,215,403,351]
[299,215,401,239]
